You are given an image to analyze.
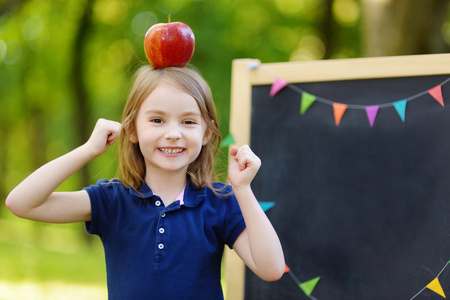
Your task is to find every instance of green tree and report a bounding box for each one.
[1,0,449,214]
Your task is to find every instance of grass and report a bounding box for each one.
[0,281,107,300]
[0,211,107,299]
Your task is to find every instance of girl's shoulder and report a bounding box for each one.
[96,178,122,185]
[86,178,147,198]
[93,178,127,191]
[211,181,230,190]
[208,182,234,199]
[84,179,126,198]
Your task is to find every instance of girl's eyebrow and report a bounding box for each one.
[144,109,202,117]
[144,109,166,115]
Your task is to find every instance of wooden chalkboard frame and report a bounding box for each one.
[224,53,450,300]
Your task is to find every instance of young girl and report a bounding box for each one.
[6,65,285,299]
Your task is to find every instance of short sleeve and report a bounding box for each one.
[83,179,113,238]
[217,185,246,249]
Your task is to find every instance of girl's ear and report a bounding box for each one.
[202,127,213,146]
[124,124,138,143]
[129,134,139,144]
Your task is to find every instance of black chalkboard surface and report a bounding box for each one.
[244,74,450,300]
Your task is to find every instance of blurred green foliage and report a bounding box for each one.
[0,0,449,297]
[0,0,364,195]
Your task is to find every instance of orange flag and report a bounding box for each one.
[426,277,446,298]
[284,264,290,273]
[333,103,348,126]
[428,85,444,107]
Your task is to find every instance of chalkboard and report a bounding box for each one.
[225,54,450,300]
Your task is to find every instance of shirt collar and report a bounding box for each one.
[127,179,205,207]
[182,180,206,207]
[127,181,154,198]
[176,188,185,206]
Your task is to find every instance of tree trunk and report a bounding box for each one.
[322,0,336,59]
[71,0,94,188]
[360,0,450,57]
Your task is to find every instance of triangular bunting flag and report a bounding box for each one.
[270,77,288,97]
[393,99,407,122]
[299,276,321,296]
[259,202,275,212]
[426,277,446,298]
[333,103,347,126]
[428,85,444,107]
[220,134,235,148]
[365,105,379,127]
[300,92,316,115]
[284,264,290,274]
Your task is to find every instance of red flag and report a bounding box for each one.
[284,264,290,274]
[428,85,444,107]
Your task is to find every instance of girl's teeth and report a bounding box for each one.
[160,148,183,154]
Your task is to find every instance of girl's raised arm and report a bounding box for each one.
[5,118,122,223]
[228,145,285,282]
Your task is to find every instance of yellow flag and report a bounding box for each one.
[426,277,446,298]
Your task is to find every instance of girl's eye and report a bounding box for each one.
[183,120,197,125]
[150,118,163,123]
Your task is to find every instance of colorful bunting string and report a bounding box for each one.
[243,63,450,298]
[269,75,450,127]
[284,264,320,299]
[246,63,450,298]
[410,260,449,299]
[284,260,449,300]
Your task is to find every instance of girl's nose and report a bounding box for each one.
[164,123,182,140]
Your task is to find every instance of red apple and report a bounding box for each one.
[144,18,195,69]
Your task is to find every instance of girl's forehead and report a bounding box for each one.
[140,81,201,113]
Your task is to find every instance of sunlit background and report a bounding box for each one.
[1,0,449,298]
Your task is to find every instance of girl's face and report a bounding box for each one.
[131,81,211,179]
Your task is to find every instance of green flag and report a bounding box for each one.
[299,276,320,296]
[220,134,235,148]
[300,92,316,115]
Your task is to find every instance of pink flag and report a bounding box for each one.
[428,85,444,107]
[365,105,379,127]
[270,77,288,97]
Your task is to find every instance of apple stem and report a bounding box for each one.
[168,14,171,23]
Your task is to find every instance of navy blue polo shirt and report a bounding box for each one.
[84,179,245,300]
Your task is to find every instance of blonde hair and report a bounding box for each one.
[117,65,222,191]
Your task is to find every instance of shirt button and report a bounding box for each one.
[155,200,161,206]
[161,213,166,218]
[159,228,165,234]
[158,243,164,249]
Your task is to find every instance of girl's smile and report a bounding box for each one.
[159,147,185,155]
